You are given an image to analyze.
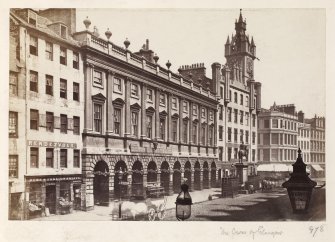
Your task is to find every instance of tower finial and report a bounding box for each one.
[238,9,243,22]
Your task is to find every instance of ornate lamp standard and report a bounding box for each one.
[117,167,124,219]
[282,148,317,213]
[175,183,193,221]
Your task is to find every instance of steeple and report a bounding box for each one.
[235,9,247,35]
[238,8,243,23]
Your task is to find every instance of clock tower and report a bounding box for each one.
[224,9,257,84]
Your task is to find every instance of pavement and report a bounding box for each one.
[30,187,325,221]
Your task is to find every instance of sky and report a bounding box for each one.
[76,8,325,118]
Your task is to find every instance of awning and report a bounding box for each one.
[257,164,293,172]
[311,164,324,171]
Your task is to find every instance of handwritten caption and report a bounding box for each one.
[309,224,325,237]
[220,226,283,240]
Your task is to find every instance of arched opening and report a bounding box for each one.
[160,161,170,195]
[132,160,144,199]
[93,160,109,206]
[194,161,201,190]
[173,161,181,193]
[211,162,217,187]
[203,161,209,189]
[114,160,127,200]
[184,161,192,188]
[147,161,157,183]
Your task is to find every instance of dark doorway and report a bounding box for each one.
[211,162,217,187]
[93,160,109,206]
[132,160,144,199]
[203,162,209,189]
[173,161,181,193]
[160,161,170,195]
[73,184,81,210]
[114,160,127,200]
[184,161,192,188]
[194,161,201,190]
[147,161,158,183]
[45,185,56,214]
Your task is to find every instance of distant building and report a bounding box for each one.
[9,9,84,219]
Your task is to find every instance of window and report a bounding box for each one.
[60,79,67,99]
[228,148,232,161]
[246,131,249,144]
[60,25,67,38]
[46,148,54,168]
[73,52,79,69]
[9,112,18,137]
[233,109,238,123]
[240,129,244,143]
[264,119,270,128]
[272,119,278,128]
[201,125,206,144]
[28,15,36,26]
[219,126,223,140]
[245,112,249,125]
[252,132,256,145]
[271,133,279,144]
[60,47,67,65]
[115,108,121,135]
[209,111,214,121]
[9,72,18,96]
[60,114,68,134]
[229,90,232,101]
[160,93,166,105]
[234,128,238,143]
[219,105,223,120]
[74,150,80,168]
[29,35,38,56]
[60,149,67,168]
[234,148,238,159]
[172,98,177,109]
[146,115,152,138]
[172,120,177,142]
[45,41,53,60]
[114,77,122,93]
[160,118,165,140]
[228,108,232,122]
[193,105,197,115]
[246,96,249,107]
[30,109,39,130]
[183,120,188,143]
[220,87,223,98]
[94,104,103,133]
[30,147,39,168]
[45,75,53,95]
[73,116,80,135]
[201,108,205,118]
[240,111,244,124]
[46,112,54,132]
[271,149,278,161]
[209,126,213,146]
[93,70,103,86]
[252,114,256,127]
[131,83,139,97]
[146,89,153,101]
[183,101,188,112]
[234,92,237,103]
[240,94,243,105]
[228,128,232,142]
[219,147,223,161]
[9,155,18,178]
[192,123,197,143]
[131,112,138,136]
[252,149,255,162]
[73,82,79,101]
[30,71,38,92]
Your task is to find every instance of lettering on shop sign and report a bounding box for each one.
[27,140,77,149]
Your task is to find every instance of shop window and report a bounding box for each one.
[60,182,71,202]
[29,183,42,204]
[73,82,79,101]
[46,112,54,132]
[45,41,53,61]
[45,75,53,96]
[30,109,39,130]
[60,149,67,168]
[46,148,54,168]
[29,35,38,56]
[9,111,18,138]
[60,114,68,134]
[30,71,38,92]
[30,147,39,168]
[9,155,18,178]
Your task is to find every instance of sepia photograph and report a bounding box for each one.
[2,2,334,242]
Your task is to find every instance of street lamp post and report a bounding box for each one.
[282,148,317,213]
[117,167,124,219]
[175,183,193,221]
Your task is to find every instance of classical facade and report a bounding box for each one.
[9,9,84,219]
[72,19,219,210]
[218,11,261,176]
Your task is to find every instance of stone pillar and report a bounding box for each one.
[189,101,193,145]
[155,88,161,140]
[190,170,194,192]
[106,71,114,135]
[167,93,171,143]
[143,173,147,198]
[127,173,132,199]
[41,182,46,208]
[55,181,60,215]
[109,174,114,203]
[157,172,161,185]
[168,172,173,195]
[82,174,94,211]
[141,83,147,139]
[84,62,93,132]
[208,169,212,188]
[199,169,203,190]
[124,77,131,137]
[70,181,74,202]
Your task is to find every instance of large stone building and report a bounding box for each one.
[9,9,84,219]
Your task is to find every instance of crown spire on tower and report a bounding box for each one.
[238,9,244,22]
